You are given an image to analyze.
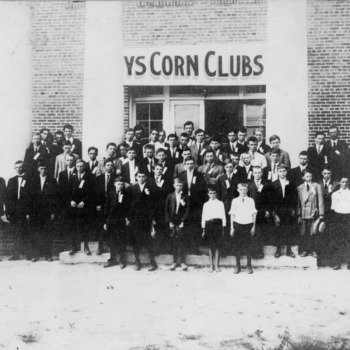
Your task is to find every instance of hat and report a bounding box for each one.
[312,217,326,235]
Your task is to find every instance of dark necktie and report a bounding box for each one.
[324,182,328,190]
[306,184,309,191]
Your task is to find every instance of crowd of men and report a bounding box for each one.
[1,122,350,273]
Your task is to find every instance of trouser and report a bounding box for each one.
[70,212,89,251]
[274,212,295,249]
[11,216,30,257]
[233,222,253,266]
[170,226,187,264]
[108,224,126,263]
[330,213,350,266]
[132,225,157,266]
[205,219,223,252]
[30,218,53,258]
[299,219,319,253]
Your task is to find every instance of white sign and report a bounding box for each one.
[124,44,266,86]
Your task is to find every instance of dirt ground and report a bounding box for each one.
[0,261,350,350]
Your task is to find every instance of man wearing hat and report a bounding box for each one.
[330,177,350,270]
[297,169,324,258]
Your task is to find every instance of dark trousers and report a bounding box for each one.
[70,210,89,251]
[233,222,253,266]
[10,215,30,257]
[330,213,350,266]
[30,218,53,258]
[274,212,295,249]
[108,224,126,263]
[299,219,319,253]
[132,225,156,266]
[170,226,187,264]
[205,219,223,251]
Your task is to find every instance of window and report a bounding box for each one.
[135,102,163,139]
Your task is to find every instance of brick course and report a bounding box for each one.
[307,0,350,145]
[31,0,86,139]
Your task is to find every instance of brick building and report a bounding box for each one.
[0,0,349,174]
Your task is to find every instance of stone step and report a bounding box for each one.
[60,244,317,269]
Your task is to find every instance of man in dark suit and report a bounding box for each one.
[68,159,94,255]
[236,153,254,183]
[289,151,314,187]
[29,162,57,262]
[94,158,117,254]
[248,166,271,259]
[103,176,131,268]
[253,128,271,155]
[166,134,182,165]
[318,166,339,266]
[121,147,140,185]
[179,156,206,252]
[173,147,193,178]
[98,142,123,175]
[189,129,209,166]
[121,128,141,160]
[155,148,174,181]
[198,148,224,186]
[140,144,156,178]
[63,124,82,158]
[183,121,196,147]
[271,164,298,258]
[326,125,349,181]
[307,131,331,182]
[127,171,157,271]
[6,161,31,260]
[85,146,103,177]
[133,125,144,146]
[222,130,237,156]
[209,137,228,165]
[231,127,249,155]
[23,133,49,177]
[157,130,170,152]
[165,179,190,270]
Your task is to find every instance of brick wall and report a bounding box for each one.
[307,0,350,145]
[31,1,86,139]
[122,0,267,47]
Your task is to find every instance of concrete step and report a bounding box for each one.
[59,244,317,269]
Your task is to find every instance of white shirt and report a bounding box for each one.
[40,175,46,191]
[105,173,111,193]
[201,198,226,228]
[331,189,350,214]
[279,178,288,198]
[17,176,23,199]
[270,163,279,181]
[67,167,74,178]
[129,160,136,183]
[187,169,194,190]
[139,183,146,192]
[175,191,182,214]
[229,196,257,224]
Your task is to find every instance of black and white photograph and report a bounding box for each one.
[0,0,350,349]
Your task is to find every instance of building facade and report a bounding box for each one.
[0,0,349,180]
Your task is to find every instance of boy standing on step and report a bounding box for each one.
[229,183,257,274]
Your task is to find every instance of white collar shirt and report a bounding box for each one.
[331,189,350,214]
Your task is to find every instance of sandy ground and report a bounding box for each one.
[0,261,350,350]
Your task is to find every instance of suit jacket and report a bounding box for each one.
[118,141,142,160]
[165,192,190,225]
[217,173,238,211]
[248,180,271,215]
[121,160,140,184]
[318,179,339,214]
[70,173,94,215]
[189,142,209,166]
[127,183,154,228]
[222,142,237,155]
[155,159,174,181]
[54,153,79,180]
[0,177,6,216]
[307,145,331,180]
[288,165,315,187]
[140,157,156,178]
[66,137,82,158]
[166,147,183,165]
[236,165,254,183]
[6,175,31,218]
[271,179,297,214]
[297,182,324,219]
[58,168,77,208]
[24,145,49,176]
[257,142,271,155]
[198,162,224,185]
[178,169,206,207]
[30,174,58,219]
[95,173,117,209]
[265,149,291,169]
[147,176,173,222]
[326,139,349,180]
[85,160,104,177]
[104,190,131,228]
[230,141,249,155]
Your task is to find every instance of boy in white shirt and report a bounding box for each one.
[229,183,257,274]
[201,185,226,272]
